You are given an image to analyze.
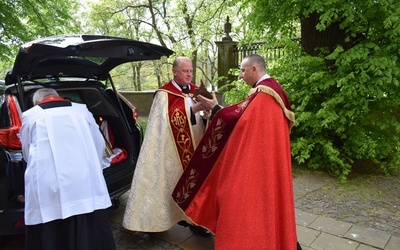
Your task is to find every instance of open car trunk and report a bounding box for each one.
[24,83,141,198]
[0,82,141,232]
[0,34,173,236]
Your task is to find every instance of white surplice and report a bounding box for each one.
[20,103,111,225]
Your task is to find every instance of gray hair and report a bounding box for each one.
[32,88,59,105]
[172,56,191,69]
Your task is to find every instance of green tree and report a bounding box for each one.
[236,0,400,180]
[84,0,237,90]
[0,0,80,77]
[84,0,166,91]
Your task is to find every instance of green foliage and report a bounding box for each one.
[137,119,147,135]
[0,0,80,77]
[234,0,400,180]
[218,69,251,104]
[84,0,240,90]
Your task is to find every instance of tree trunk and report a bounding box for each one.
[131,63,138,91]
[300,12,362,56]
[191,50,198,84]
[136,64,141,91]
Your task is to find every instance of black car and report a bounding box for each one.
[0,80,4,106]
[0,35,173,236]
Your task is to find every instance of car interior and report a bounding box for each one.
[25,85,132,162]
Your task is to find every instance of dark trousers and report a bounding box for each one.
[25,209,116,250]
[297,241,303,250]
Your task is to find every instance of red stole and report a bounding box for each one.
[37,95,69,104]
[172,82,298,249]
[158,81,198,170]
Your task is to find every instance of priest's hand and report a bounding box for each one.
[197,91,219,110]
[191,101,208,113]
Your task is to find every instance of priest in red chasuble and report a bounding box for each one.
[172,54,302,249]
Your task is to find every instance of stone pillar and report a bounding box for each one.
[215,16,238,88]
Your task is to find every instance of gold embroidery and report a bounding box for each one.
[201,118,226,159]
[175,168,199,204]
[171,108,187,129]
[235,99,249,113]
[171,108,193,168]
[175,118,226,204]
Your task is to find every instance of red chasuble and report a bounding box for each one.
[172,78,298,249]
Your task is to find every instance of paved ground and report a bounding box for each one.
[292,168,399,250]
[1,167,399,249]
[107,167,400,250]
[294,168,400,237]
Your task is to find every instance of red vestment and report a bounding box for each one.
[159,81,198,169]
[172,78,297,249]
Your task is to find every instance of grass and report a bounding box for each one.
[137,119,147,135]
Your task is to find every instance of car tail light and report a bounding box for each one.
[0,95,22,149]
[14,219,25,228]
[133,107,139,122]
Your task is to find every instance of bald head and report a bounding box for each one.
[240,54,267,86]
[242,54,266,72]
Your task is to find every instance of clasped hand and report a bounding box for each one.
[192,92,219,120]
[194,91,219,110]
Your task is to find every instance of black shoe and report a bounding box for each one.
[189,225,211,237]
[177,221,191,227]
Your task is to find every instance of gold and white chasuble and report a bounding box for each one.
[123,82,204,232]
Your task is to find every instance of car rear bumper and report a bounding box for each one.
[0,205,25,235]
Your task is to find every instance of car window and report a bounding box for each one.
[81,89,102,107]
[58,91,84,103]
[58,88,118,117]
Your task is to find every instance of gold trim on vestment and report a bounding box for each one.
[249,85,296,130]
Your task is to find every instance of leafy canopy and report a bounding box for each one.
[0,0,80,77]
[229,0,400,180]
